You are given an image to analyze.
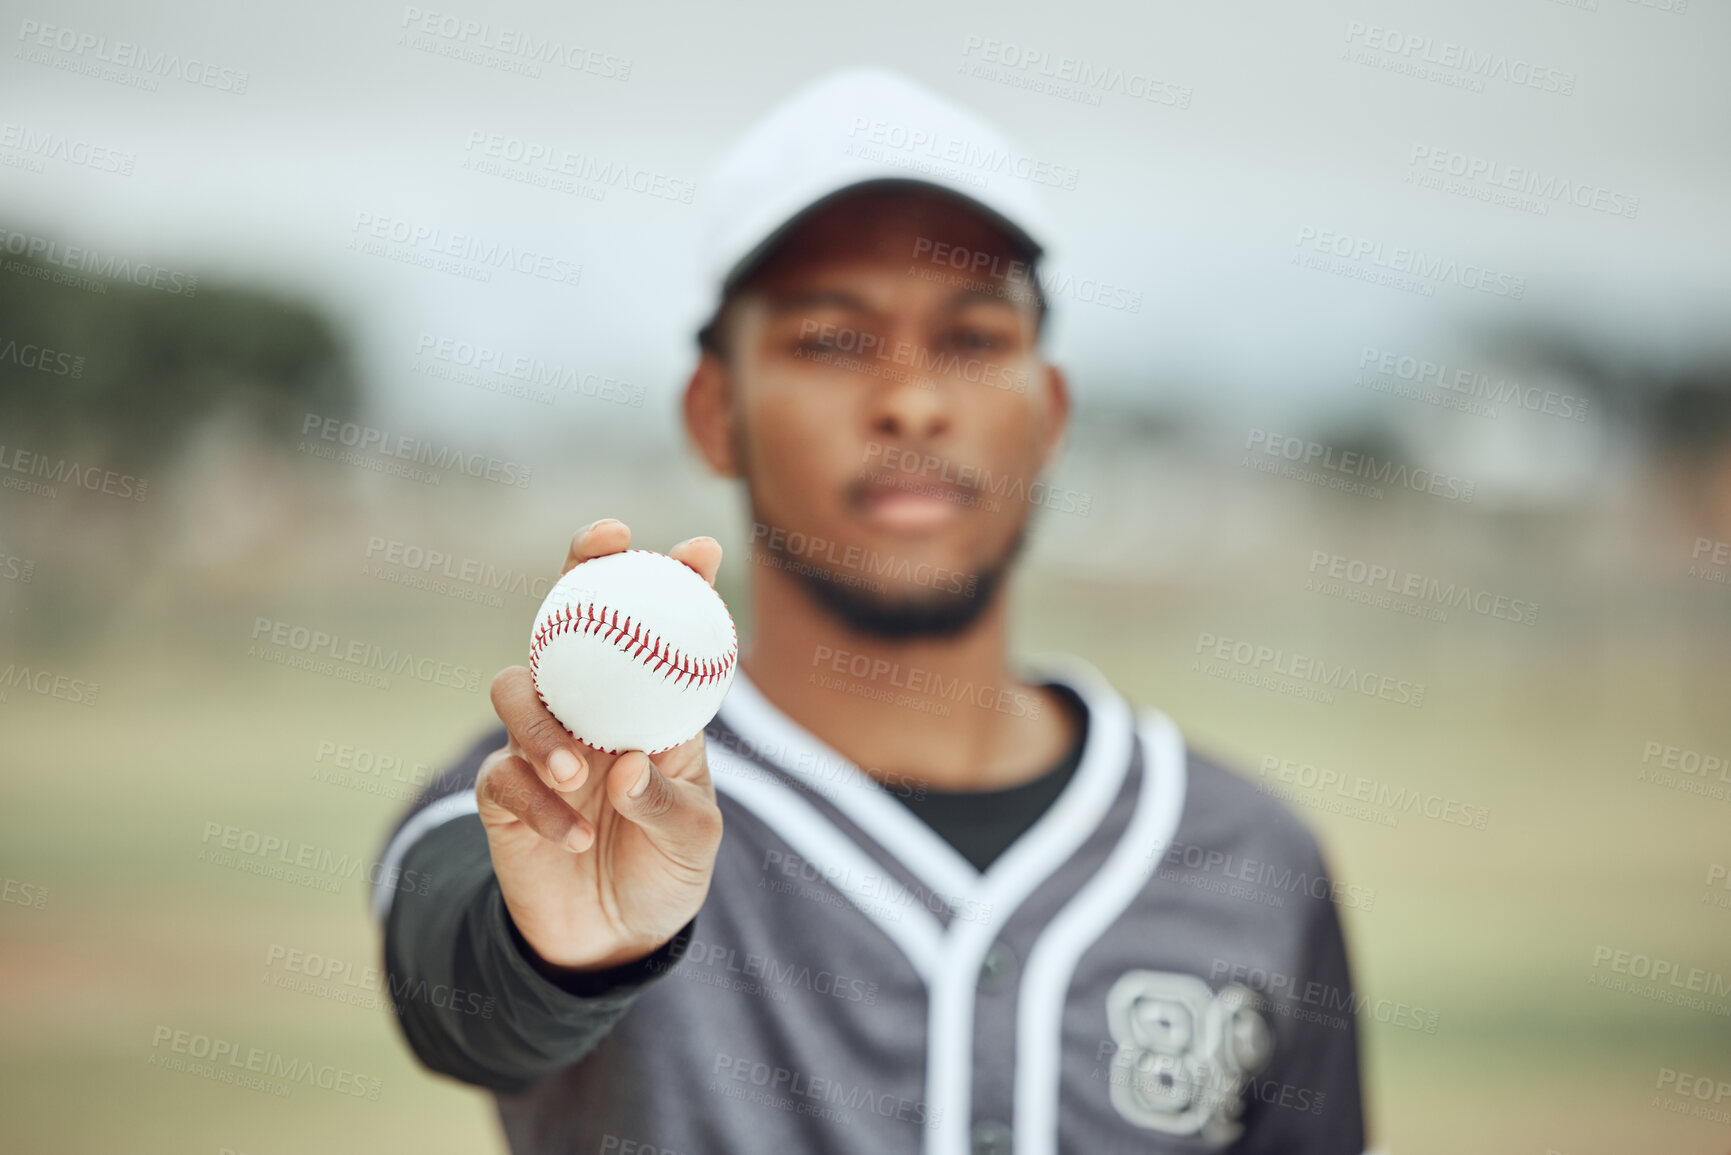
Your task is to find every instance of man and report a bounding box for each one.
[373,67,1369,1154]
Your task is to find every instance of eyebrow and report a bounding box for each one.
[944,288,1025,313]
[763,286,1023,318]
[764,288,874,315]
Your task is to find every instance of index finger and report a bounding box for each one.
[561,520,722,588]
[562,518,631,576]
[491,665,594,798]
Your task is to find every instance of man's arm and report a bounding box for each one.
[373,521,726,1091]
[1233,857,1368,1155]
[376,728,694,1093]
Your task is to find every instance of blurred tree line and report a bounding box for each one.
[1493,330,1731,458]
[1481,326,1731,533]
[0,246,358,467]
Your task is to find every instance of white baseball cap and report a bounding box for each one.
[684,66,1059,344]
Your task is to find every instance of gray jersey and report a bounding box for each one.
[373,655,1367,1154]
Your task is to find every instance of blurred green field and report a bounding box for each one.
[3,445,1729,1154]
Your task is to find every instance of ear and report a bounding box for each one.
[1033,361,1071,473]
[683,350,742,478]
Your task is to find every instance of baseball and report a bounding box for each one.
[529,549,738,755]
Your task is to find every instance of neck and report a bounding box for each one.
[737,549,1077,792]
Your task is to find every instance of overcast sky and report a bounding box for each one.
[4,0,1727,454]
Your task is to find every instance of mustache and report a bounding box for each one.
[849,464,985,509]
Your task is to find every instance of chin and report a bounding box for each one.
[801,575,998,641]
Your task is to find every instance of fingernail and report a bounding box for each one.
[628,758,653,798]
[550,749,581,784]
[565,826,591,853]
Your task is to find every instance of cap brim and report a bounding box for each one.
[718,177,1046,296]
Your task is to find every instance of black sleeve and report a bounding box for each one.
[1233,861,1369,1154]
[376,729,693,1093]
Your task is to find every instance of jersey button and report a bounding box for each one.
[971,1118,1013,1155]
[978,940,1017,993]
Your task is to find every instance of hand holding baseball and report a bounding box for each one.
[475,519,728,974]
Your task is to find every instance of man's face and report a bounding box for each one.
[706,185,1068,638]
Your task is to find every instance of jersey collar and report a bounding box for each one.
[713,651,1137,907]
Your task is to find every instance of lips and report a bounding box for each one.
[852,470,978,533]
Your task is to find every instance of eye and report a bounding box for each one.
[942,328,1004,352]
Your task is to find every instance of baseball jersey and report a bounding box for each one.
[891,682,1087,871]
[373,654,1368,1154]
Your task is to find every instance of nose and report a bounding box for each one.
[867,373,952,444]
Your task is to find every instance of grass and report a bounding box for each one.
[2,450,1728,1153]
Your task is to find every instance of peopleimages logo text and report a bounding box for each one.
[398,7,631,79]
[846,117,1079,190]
[15,19,250,93]
[249,616,484,693]
[299,414,532,488]
[1194,631,1426,708]
[1294,227,1525,299]
[349,211,582,287]
[1246,429,1475,503]
[0,226,198,296]
[1407,145,1638,219]
[1342,22,1575,95]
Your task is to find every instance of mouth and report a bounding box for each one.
[851,471,978,534]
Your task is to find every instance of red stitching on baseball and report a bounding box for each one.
[528,552,739,718]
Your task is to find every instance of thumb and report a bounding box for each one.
[605,750,721,865]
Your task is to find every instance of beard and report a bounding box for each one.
[745,483,1032,641]
[727,399,1038,639]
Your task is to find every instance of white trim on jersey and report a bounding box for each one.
[707,747,947,978]
[1013,708,1189,1155]
[709,654,1182,1155]
[372,789,479,922]
[924,657,1135,1155]
[715,669,980,900]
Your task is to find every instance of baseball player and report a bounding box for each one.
[373,68,1369,1154]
